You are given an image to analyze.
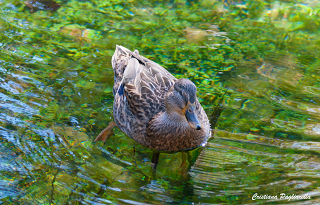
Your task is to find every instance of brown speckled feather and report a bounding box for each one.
[111,45,210,152]
[145,97,210,151]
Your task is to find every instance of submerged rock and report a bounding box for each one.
[24,0,60,12]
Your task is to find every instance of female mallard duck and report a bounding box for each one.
[95,45,210,152]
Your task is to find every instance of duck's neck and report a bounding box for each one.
[156,111,190,130]
[146,110,205,151]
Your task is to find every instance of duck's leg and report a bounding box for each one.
[151,151,160,170]
[94,121,117,143]
[179,152,189,178]
[180,152,188,168]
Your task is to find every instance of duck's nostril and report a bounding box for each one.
[196,125,201,130]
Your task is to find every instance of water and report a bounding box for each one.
[0,0,320,204]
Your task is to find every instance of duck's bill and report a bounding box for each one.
[185,104,201,130]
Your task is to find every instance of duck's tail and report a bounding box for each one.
[112,45,147,96]
[111,45,131,95]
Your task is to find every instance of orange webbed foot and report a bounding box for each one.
[94,121,117,143]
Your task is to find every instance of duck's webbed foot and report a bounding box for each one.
[94,121,117,143]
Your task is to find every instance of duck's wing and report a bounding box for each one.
[115,45,176,121]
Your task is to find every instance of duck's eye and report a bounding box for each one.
[179,90,183,96]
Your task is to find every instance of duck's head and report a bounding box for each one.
[165,79,201,130]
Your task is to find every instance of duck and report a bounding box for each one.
[94,45,211,153]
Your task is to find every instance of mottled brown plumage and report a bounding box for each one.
[95,45,211,152]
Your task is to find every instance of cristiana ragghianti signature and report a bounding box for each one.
[252,193,311,201]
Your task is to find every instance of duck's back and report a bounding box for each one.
[111,46,176,146]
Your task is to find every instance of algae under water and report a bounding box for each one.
[0,0,320,204]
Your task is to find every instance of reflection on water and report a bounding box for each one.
[0,0,320,204]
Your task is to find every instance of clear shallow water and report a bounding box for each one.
[0,0,320,204]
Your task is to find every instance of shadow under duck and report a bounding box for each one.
[95,46,211,152]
